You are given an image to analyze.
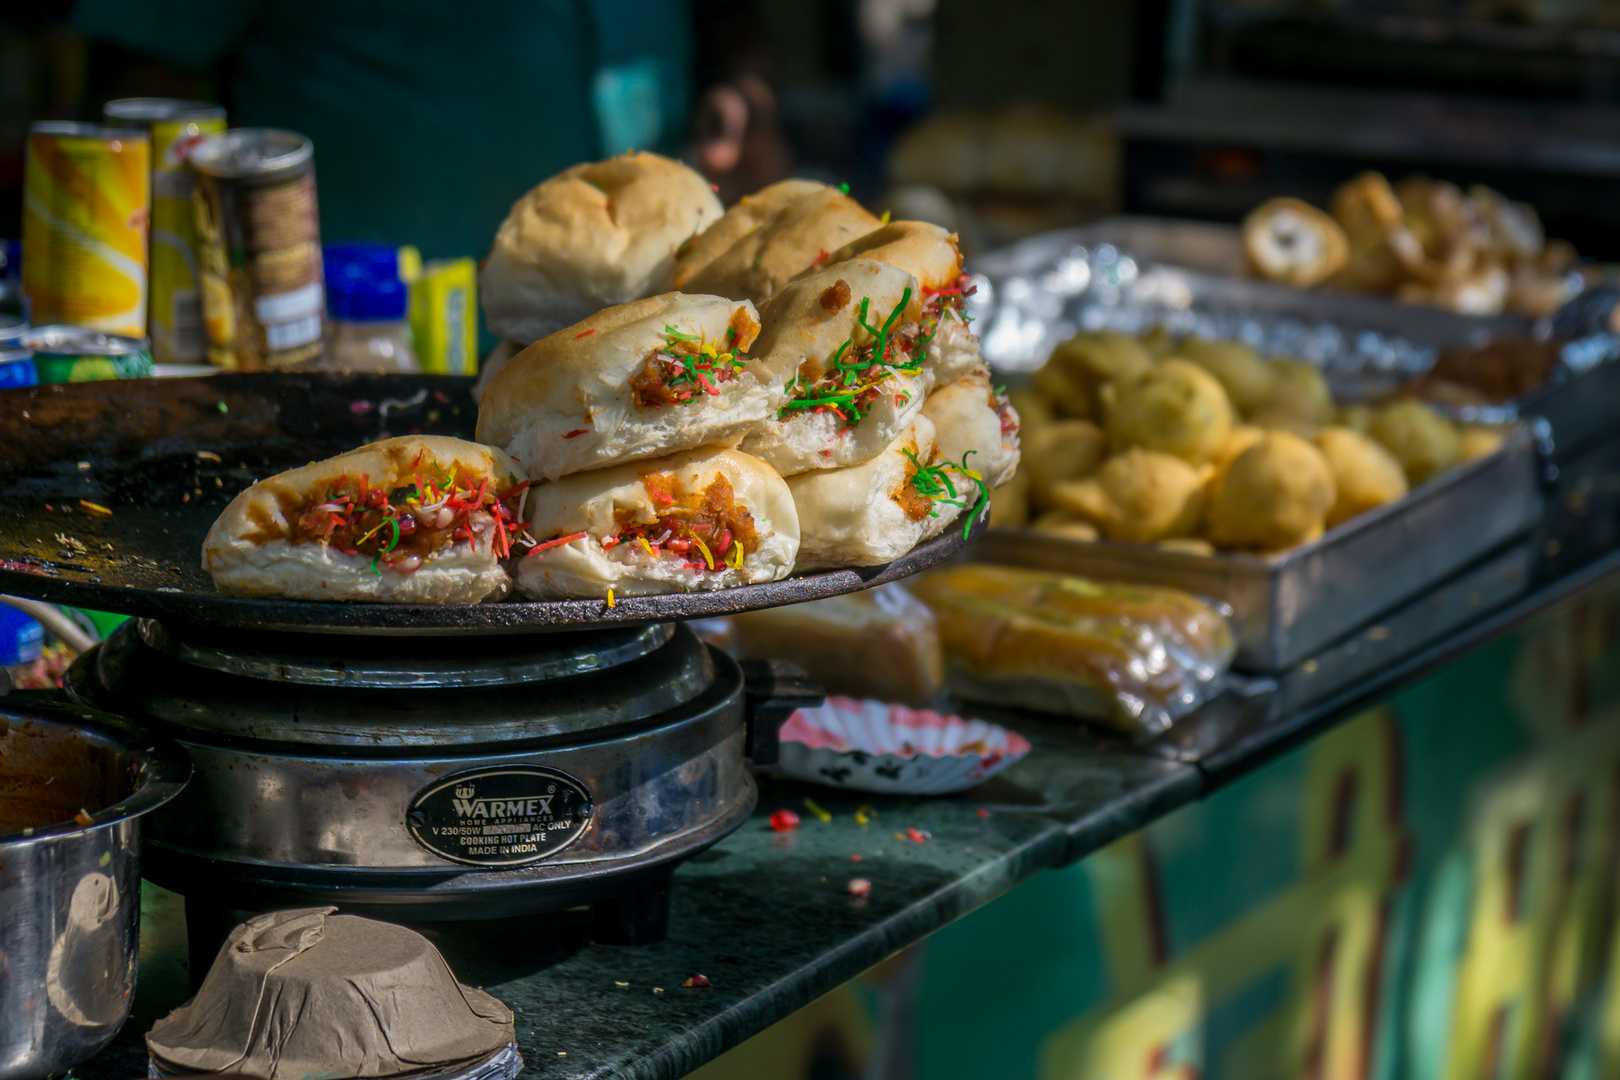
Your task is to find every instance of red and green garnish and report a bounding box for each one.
[779,287,924,426]
[630,313,761,409]
[292,452,529,574]
[899,448,991,540]
[528,473,759,574]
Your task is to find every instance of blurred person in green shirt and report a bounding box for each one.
[74,0,695,262]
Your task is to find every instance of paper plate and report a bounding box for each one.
[775,696,1031,795]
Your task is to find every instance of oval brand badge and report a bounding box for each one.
[407,766,593,868]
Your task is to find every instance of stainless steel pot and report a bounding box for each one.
[0,693,189,1080]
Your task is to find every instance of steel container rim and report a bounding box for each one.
[0,698,190,845]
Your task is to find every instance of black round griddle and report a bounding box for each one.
[0,374,979,634]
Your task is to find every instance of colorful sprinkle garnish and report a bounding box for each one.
[769,809,801,832]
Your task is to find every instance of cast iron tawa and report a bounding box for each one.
[0,374,981,635]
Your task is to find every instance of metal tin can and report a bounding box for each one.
[410,257,479,375]
[21,122,151,337]
[104,99,227,365]
[22,325,153,383]
[190,129,325,371]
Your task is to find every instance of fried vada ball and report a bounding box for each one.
[1103,359,1234,464]
[1030,514,1100,542]
[1047,449,1205,543]
[1315,425,1409,527]
[1211,425,1267,485]
[1139,325,1177,360]
[1030,361,1095,420]
[1337,403,1376,434]
[1025,419,1107,510]
[1368,399,1460,485]
[1262,360,1335,428]
[1458,424,1506,463]
[1206,432,1337,551]
[1045,331,1155,417]
[1178,338,1277,416]
[1008,387,1054,430]
[989,468,1032,528]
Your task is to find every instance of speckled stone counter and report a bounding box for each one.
[68,437,1620,1080]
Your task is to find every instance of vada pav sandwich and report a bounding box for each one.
[920,367,1022,488]
[810,220,981,387]
[480,152,724,347]
[516,446,799,600]
[741,259,935,475]
[476,293,770,481]
[671,179,830,289]
[203,437,528,603]
[680,186,881,306]
[788,415,986,571]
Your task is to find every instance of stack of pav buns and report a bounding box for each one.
[204,152,1021,604]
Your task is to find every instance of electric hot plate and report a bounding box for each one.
[0,374,982,633]
[0,374,981,953]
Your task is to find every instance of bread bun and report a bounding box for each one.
[681,187,880,306]
[789,416,978,570]
[516,446,798,599]
[808,220,981,385]
[476,293,773,482]
[741,259,933,475]
[920,367,1022,488]
[203,436,527,603]
[480,152,723,345]
[671,179,828,289]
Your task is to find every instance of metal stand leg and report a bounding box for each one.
[590,875,672,945]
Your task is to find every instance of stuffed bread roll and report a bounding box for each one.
[516,447,799,599]
[920,367,1023,488]
[810,220,981,385]
[680,187,880,306]
[203,436,528,604]
[788,415,987,571]
[476,294,770,482]
[741,259,938,476]
[480,152,723,346]
[671,179,829,290]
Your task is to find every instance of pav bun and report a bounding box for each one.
[203,436,527,604]
[920,367,1022,488]
[516,446,799,599]
[476,293,772,482]
[788,415,979,570]
[741,259,932,475]
[671,179,829,289]
[681,187,880,306]
[809,220,980,385]
[480,152,723,345]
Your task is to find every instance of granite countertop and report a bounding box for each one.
[73,436,1620,1080]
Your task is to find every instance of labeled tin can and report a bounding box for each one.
[21,122,151,337]
[22,325,153,383]
[104,98,227,364]
[190,129,325,371]
[411,257,479,375]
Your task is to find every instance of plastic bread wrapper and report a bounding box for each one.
[776,696,1030,795]
[146,907,518,1080]
[910,563,1236,738]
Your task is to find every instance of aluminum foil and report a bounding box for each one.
[965,230,1536,402]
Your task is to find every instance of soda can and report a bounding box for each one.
[190,129,325,371]
[21,122,151,337]
[22,325,153,383]
[104,98,227,364]
[410,257,479,375]
[0,314,35,388]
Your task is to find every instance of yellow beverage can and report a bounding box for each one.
[22,122,151,337]
[410,257,479,375]
[105,98,227,363]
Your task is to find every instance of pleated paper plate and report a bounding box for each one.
[776,696,1030,795]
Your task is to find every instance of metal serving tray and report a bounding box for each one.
[971,424,1544,673]
[966,220,1620,457]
